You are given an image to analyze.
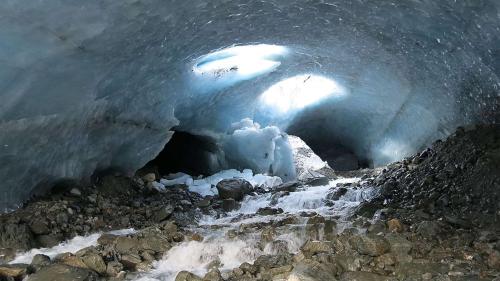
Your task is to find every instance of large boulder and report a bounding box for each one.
[216,179,253,201]
[349,235,390,257]
[26,264,98,281]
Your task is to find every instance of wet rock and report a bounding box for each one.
[0,248,15,264]
[196,198,211,208]
[81,253,106,275]
[327,187,348,201]
[415,221,442,238]
[203,269,223,281]
[106,261,123,277]
[301,241,334,257]
[254,254,292,269]
[386,219,404,233]
[58,254,88,269]
[153,205,174,222]
[256,207,283,216]
[115,237,139,254]
[221,199,238,212]
[120,254,142,270]
[26,264,98,281]
[0,264,29,280]
[216,179,252,201]
[29,220,50,235]
[36,234,62,248]
[97,234,118,246]
[304,176,329,187]
[290,259,338,281]
[261,227,276,243]
[175,271,202,281]
[31,254,51,269]
[267,240,289,255]
[340,271,395,281]
[349,235,390,257]
[0,223,35,250]
[488,250,500,269]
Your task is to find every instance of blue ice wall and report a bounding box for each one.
[0,0,499,210]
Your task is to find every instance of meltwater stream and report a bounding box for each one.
[133,177,376,281]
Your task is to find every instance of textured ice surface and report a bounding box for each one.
[156,169,282,197]
[1,0,499,209]
[289,135,329,180]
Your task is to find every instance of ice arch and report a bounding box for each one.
[0,0,499,210]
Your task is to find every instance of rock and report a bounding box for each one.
[267,240,289,255]
[203,269,223,281]
[216,179,252,201]
[115,237,139,254]
[26,264,98,281]
[256,207,283,216]
[340,271,395,281]
[29,220,50,235]
[304,176,330,187]
[488,250,500,269]
[175,271,202,281]
[289,259,338,281]
[106,261,123,277]
[327,187,348,200]
[81,253,106,275]
[58,255,88,269]
[0,248,15,264]
[97,234,118,246]
[0,223,35,250]
[415,221,442,238]
[387,219,404,233]
[120,254,142,270]
[69,188,82,197]
[36,234,62,248]
[273,182,299,193]
[142,173,156,183]
[301,241,334,257]
[221,199,238,212]
[31,254,51,268]
[0,264,29,279]
[254,254,292,269]
[261,227,276,243]
[153,205,174,222]
[196,198,211,208]
[349,235,390,257]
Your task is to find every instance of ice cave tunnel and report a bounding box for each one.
[0,0,499,211]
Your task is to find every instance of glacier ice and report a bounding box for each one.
[1,0,499,210]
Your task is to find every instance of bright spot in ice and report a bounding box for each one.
[193,44,287,79]
[260,74,345,113]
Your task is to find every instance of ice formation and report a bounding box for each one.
[1,1,499,209]
[154,169,282,197]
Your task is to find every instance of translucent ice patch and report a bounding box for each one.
[260,74,346,113]
[192,44,287,90]
[10,228,135,264]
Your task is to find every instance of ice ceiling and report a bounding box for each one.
[1,0,499,210]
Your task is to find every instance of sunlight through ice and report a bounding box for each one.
[260,74,345,113]
[193,44,287,79]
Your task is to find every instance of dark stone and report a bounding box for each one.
[216,179,253,201]
[221,199,238,212]
[256,207,284,216]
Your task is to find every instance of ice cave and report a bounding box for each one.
[0,1,499,281]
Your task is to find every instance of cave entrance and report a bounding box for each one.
[142,130,223,177]
[287,127,371,171]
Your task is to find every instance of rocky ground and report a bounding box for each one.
[0,125,499,281]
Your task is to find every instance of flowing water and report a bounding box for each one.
[132,177,376,281]
[9,176,376,281]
